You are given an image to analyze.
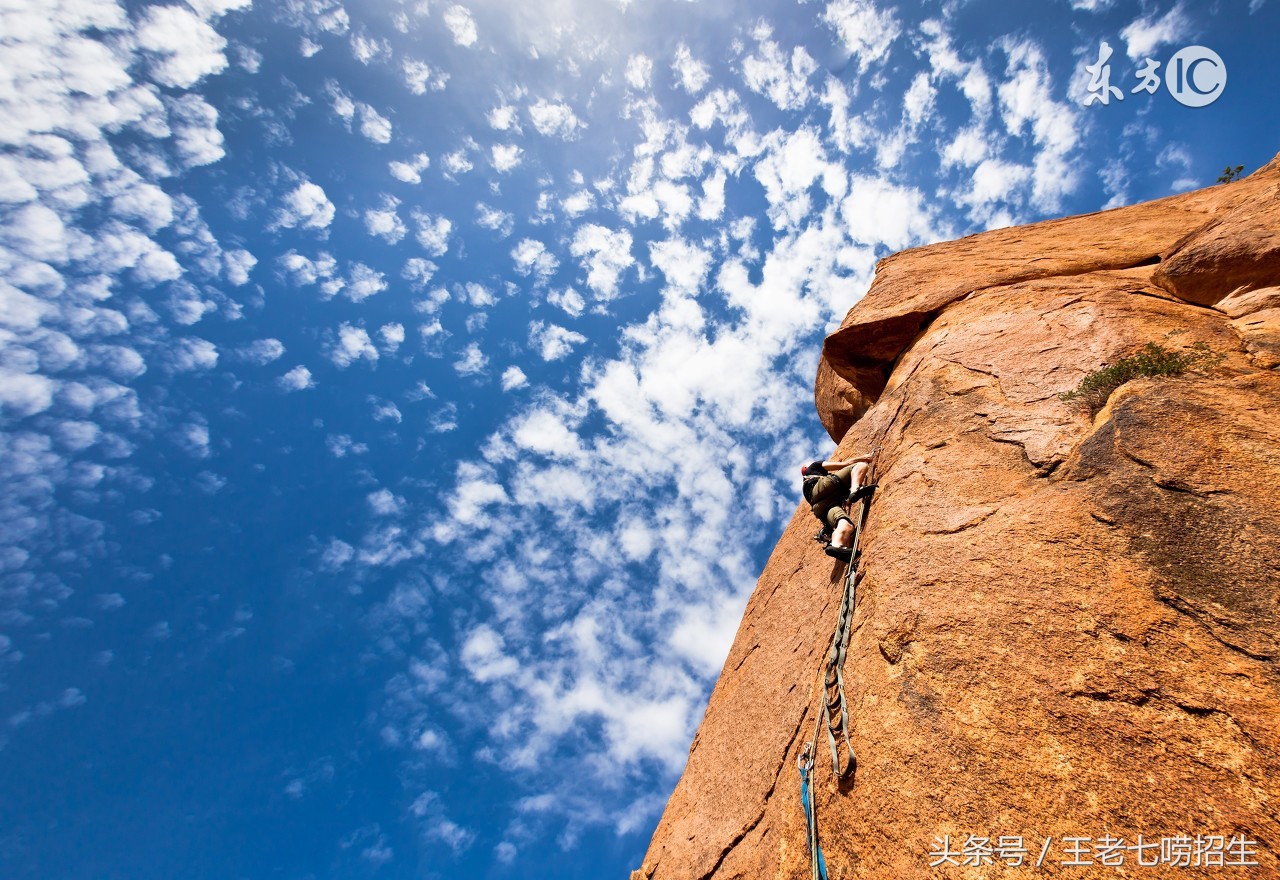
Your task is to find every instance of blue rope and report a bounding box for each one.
[799,755,830,880]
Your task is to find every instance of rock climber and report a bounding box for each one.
[802,451,876,560]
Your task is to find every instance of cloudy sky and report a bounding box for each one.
[1,0,1277,876]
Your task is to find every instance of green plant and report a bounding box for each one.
[1060,342,1226,413]
[1217,164,1245,183]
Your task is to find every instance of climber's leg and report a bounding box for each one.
[826,507,857,549]
[847,461,869,494]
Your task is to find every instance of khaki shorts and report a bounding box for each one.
[809,465,855,530]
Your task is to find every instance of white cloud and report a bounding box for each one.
[0,283,52,330]
[442,148,473,175]
[649,237,711,297]
[753,126,843,230]
[346,263,387,302]
[93,591,126,610]
[359,103,393,144]
[461,282,496,307]
[940,126,988,169]
[321,538,354,569]
[94,345,147,380]
[822,0,900,74]
[136,5,229,88]
[364,196,407,243]
[487,104,518,131]
[371,401,399,424]
[351,32,391,64]
[460,625,518,682]
[452,342,487,376]
[476,203,513,236]
[1121,4,1192,60]
[841,174,939,250]
[236,339,285,365]
[177,422,211,458]
[368,489,405,515]
[402,258,438,290]
[224,249,257,285]
[279,250,338,287]
[326,435,368,458]
[672,44,709,94]
[0,156,37,204]
[996,38,1081,212]
[528,100,584,139]
[99,229,182,285]
[511,239,558,282]
[1099,158,1130,209]
[0,370,57,418]
[4,203,72,263]
[443,5,478,46]
[569,225,633,300]
[501,366,528,391]
[330,323,379,367]
[390,152,430,183]
[428,402,458,433]
[278,365,315,391]
[956,158,1033,223]
[379,323,405,353]
[741,28,818,111]
[903,72,936,128]
[626,54,653,90]
[329,82,356,124]
[170,338,219,372]
[276,181,336,231]
[697,168,726,220]
[491,144,522,172]
[186,0,252,18]
[529,322,587,361]
[110,182,174,232]
[403,58,449,94]
[234,47,261,79]
[170,93,226,167]
[412,792,474,854]
[413,211,452,256]
[561,190,595,217]
[547,287,585,318]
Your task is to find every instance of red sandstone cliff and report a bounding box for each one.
[635,155,1280,879]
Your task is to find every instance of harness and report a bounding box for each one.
[801,474,822,505]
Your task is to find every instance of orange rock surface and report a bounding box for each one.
[635,155,1280,879]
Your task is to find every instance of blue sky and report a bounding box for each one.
[1,0,1277,877]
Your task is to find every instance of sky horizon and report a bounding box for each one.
[2,0,1278,877]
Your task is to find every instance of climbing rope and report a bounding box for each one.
[798,743,830,880]
[798,451,879,879]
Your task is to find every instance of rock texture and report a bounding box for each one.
[635,155,1280,879]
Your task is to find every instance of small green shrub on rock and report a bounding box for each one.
[1060,342,1226,413]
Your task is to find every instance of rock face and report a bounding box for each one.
[635,156,1280,879]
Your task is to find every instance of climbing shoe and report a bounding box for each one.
[848,483,878,505]
[824,543,854,561]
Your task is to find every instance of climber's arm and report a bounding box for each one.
[822,451,875,469]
